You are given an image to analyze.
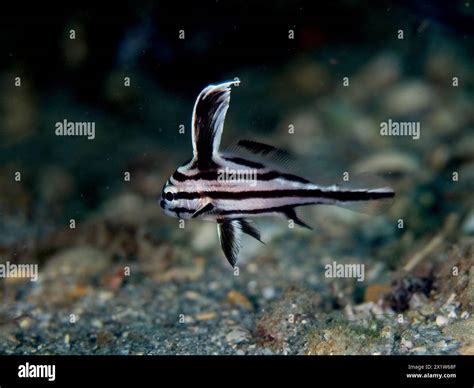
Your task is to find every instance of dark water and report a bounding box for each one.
[0,2,472,356]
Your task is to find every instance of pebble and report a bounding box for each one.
[411,346,427,354]
[101,193,160,223]
[436,315,449,326]
[401,338,413,349]
[44,246,112,278]
[461,211,474,235]
[226,290,253,310]
[195,312,217,321]
[226,328,250,344]
[383,81,435,116]
[184,291,202,301]
[448,311,457,319]
[262,287,276,300]
[354,152,419,175]
[19,317,32,330]
[348,53,401,103]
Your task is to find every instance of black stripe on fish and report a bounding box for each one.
[172,168,311,184]
[219,204,312,216]
[174,188,395,201]
[218,205,310,229]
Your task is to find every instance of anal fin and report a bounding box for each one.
[283,207,313,230]
[239,219,265,244]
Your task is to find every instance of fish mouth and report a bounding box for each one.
[159,199,165,209]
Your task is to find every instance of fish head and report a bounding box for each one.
[159,173,200,219]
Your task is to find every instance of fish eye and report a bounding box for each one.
[164,191,175,202]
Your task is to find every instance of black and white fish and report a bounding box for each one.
[160,80,395,267]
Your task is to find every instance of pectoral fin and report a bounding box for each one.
[217,218,264,267]
[191,202,215,218]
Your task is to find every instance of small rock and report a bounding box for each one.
[401,338,413,349]
[195,312,217,321]
[364,284,391,303]
[436,315,449,326]
[380,326,392,340]
[226,328,250,344]
[420,305,436,317]
[448,310,457,319]
[154,257,205,282]
[348,53,401,103]
[354,152,419,176]
[184,291,202,301]
[18,317,32,330]
[226,290,253,310]
[458,342,474,355]
[383,81,435,116]
[262,287,276,300]
[101,192,160,224]
[91,319,103,329]
[44,246,112,278]
[411,346,427,354]
[461,211,474,235]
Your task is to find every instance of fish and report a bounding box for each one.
[160,79,395,267]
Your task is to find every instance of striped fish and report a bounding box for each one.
[160,80,395,267]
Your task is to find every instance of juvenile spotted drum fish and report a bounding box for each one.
[160,80,395,267]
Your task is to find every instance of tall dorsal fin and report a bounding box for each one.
[191,79,240,169]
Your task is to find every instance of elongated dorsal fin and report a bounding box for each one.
[191,80,240,169]
[217,218,263,267]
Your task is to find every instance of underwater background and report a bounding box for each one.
[0,1,473,354]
